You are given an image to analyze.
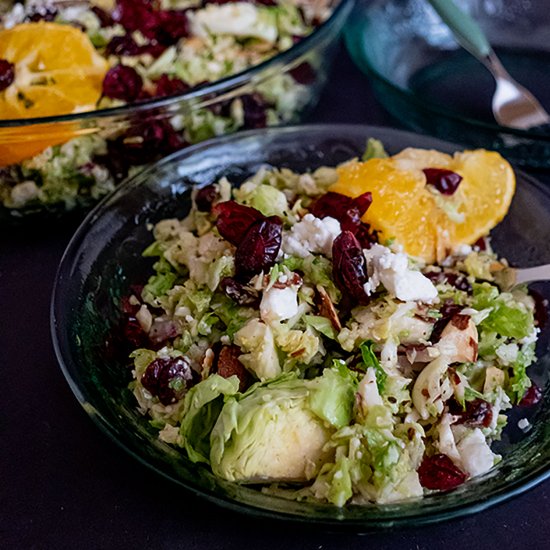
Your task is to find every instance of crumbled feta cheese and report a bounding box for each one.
[220,335,231,345]
[190,3,277,43]
[456,428,495,477]
[282,214,341,259]
[260,285,299,323]
[363,244,438,302]
[454,243,473,256]
[518,418,531,432]
[495,343,519,366]
[520,327,540,346]
[2,3,25,28]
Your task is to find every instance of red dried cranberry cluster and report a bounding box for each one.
[448,398,493,428]
[120,292,149,348]
[102,64,144,102]
[141,357,195,405]
[418,453,466,491]
[214,201,282,277]
[518,383,543,407]
[423,168,463,195]
[310,191,376,248]
[332,231,370,304]
[113,0,189,46]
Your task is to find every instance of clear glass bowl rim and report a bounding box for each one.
[343,1,550,143]
[51,123,550,530]
[0,0,354,129]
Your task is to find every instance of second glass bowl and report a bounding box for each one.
[345,0,550,168]
[0,0,353,223]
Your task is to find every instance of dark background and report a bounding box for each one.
[1,45,549,549]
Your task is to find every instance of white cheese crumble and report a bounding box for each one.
[518,418,531,432]
[495,343,519,366]
[260,285,299,323]
[282,214,341,259]
[456,428,495,477]
[363,244,438,302]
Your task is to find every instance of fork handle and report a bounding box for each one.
[428,0,491,59]
[515,264,550,286]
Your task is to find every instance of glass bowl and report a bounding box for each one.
[51,125,550,531]
[51,124,550,530]
[345,0,550,169]
[0,0,353,223]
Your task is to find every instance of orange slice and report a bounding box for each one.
[0,22,109,166]
[331,149,515,263]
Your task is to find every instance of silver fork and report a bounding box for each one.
[495,264,550,291]
[428,0,550,130]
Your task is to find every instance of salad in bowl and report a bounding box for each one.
[0,0,349,218]
[52,126,549,525]
[117,138,543,506]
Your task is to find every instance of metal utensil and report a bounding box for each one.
[428,0,550,130]
[495,264,550,291]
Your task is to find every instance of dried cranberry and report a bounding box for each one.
[241,93,268,129]
[311,191,372,233]
[26,6,57,22]
[106,35,141,57]
[92,6,113,27]
[355,222,378,249]
[430,302,464,343]
[195,184,219,212]
[123,316,148,348]
[139,41,167,58]
[473,236,488,251]
[235,216,283,277]
[113,0,159,38]
[530,289,548,328]
[118,119,186,165]
[424,270,471,293]
[424,168,463,196]
[332,231,369,303]
[448,398,493,428]
[214,201,264,246]
[141,357,195,405]
[518,383,543,407]
[102,64,143,102]
[445,272,472,293]
[154,74,190,98]
[215,345,252,391]
[289,62,316,85]
[0,59,15,92]
[219,276,260,306]
[418,454,466,491]
[155,10,190,45]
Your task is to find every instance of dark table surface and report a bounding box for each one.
[2,45,549,550]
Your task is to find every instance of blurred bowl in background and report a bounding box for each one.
[0,0,353,223]
[345,0,550,168]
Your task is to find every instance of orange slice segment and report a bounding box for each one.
[331,149,515,263]
[0,22,109,166]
